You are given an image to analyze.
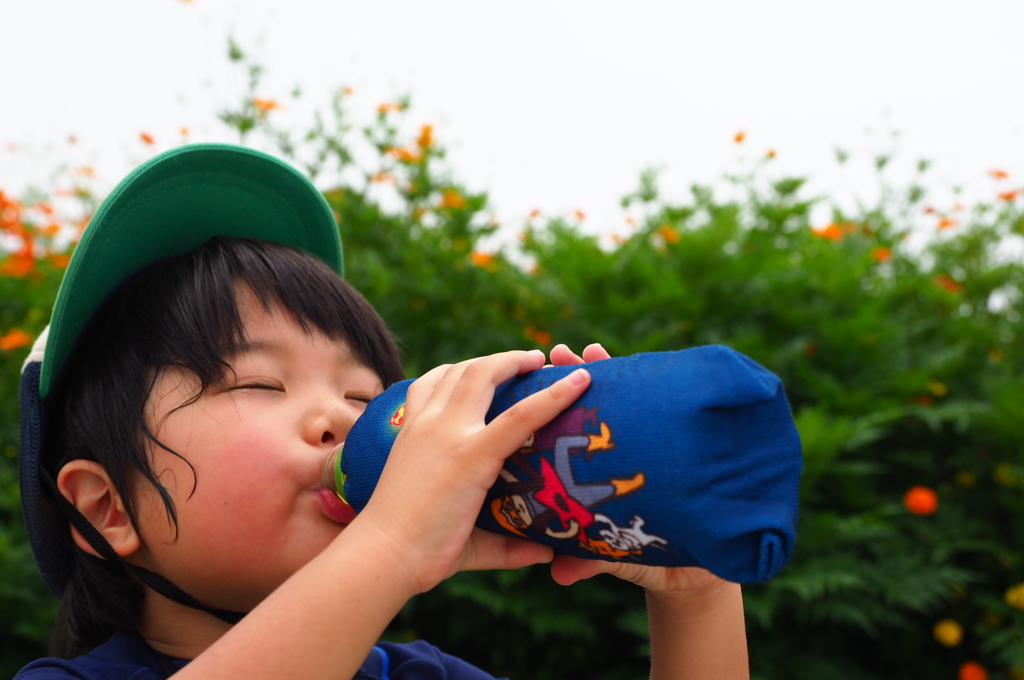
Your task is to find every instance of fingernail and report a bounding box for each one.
[567,368,590,385]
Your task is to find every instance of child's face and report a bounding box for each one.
[131,288,384,613]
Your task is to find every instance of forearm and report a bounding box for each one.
[646,581,749,680]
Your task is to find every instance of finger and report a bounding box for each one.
[477,366,591,455]
[444,350,547,416]
[548,343,584,367]
[580,343,611,363]
[457,528,555,573]
[403,363,455,415]
[413,358,476,416]
[549,554,616,586]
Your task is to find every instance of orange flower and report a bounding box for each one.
[341,86,354,96]
[74,166,96,178]
[923,206,937,215]
[388,146,423,163]
[872,246,892,262]
[524,326,553,346]
[937,217,958,231]
[528,209,542,219]
[935,274,963,294]
[989,169,1009,180]
[377,102,404,114]
[812,223,846,241]
[766,149,777,158]
[0,328,33,351]
[959,661,988,680]
[470,251,496,269]
[0,252,35,277]
[440,189,466,210]
[48,253,71,269]
[416,124,434,150]
[734,130,746,144]
[574,209,586,221]
[903,486,938,515]
[370,171,396,184]
[140,132,155,145]
[658,224,680,244]
[253,98,280,115]
[998,190,1019,202]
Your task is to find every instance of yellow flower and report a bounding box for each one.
[933,619,962,647]
[994,462,1021,486]
[955,471,977,487]
[1006,583,1024,610]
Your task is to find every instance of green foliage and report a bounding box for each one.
[2,44,1024,679]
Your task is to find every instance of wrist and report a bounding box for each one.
[646,579,741,621]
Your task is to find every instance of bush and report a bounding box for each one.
[2,42,1023,679]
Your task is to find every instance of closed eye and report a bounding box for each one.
[231,381,284,392]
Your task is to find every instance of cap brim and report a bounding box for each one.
[39,143,342,399]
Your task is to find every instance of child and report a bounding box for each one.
[17,144,749,679]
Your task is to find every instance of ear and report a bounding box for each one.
[57,460,141,559]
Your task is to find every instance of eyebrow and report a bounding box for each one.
[223,338,282,361]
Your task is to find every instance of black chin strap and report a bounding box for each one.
[44,470,244,625]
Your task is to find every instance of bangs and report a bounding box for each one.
[131,237,404,392]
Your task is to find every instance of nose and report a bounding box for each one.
[304,397,359,449]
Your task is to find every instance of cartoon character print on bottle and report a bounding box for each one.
[485,405,668,561]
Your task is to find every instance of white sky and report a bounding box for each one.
[2,0,1023,236]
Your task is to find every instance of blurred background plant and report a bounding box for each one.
[2,43,1023,680]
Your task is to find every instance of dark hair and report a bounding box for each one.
[44,237,404,657]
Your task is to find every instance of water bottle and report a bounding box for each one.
[322,345,802,583]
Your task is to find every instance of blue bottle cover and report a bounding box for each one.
[341,345,802,583]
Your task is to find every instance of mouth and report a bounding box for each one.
[318,488,357,524]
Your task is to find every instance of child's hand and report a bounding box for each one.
[549,554,725,594]
[351,350,592,595]
[548,342,611,367]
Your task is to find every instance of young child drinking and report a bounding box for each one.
[16,144,749,679]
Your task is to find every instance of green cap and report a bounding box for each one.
[39,143,342,398]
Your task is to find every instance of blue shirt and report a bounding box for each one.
[15,630,504,680]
